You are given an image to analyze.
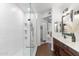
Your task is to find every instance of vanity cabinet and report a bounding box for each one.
[53,38,79,56]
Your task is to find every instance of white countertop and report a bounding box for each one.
[53,33,79,52]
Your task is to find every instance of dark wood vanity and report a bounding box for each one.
[53,37,79,56]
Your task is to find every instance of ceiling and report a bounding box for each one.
[12,3,53,23]
[12,3,53,13]
[13,3,79,14]
[31,3,53,13]
[13,3,30,13]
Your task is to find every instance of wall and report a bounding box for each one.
[36,16,41,46]
[0,4,24,55]
[48,23,52,32]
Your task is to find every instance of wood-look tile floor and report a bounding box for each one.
[36,43,55,56]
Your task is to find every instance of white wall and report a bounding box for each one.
[36,17,41,46]
[0,4,24,55]
[48,23,52,32]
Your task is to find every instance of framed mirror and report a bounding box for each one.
[61,9,76,42]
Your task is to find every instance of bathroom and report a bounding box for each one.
[1,3,79,56]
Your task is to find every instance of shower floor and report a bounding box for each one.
[14,47,37,56]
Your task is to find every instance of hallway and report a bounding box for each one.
[36,43,55,56]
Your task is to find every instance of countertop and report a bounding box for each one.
[53,33,79,52]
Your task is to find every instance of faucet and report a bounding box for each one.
[72,33,76,42]
[63,33,76,42]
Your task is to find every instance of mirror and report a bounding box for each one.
[54,21,62,32]
[61,8,76,42]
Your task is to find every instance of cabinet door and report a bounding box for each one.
[53,38,73,56]
[54,44,60,56]
[59,48,71,56]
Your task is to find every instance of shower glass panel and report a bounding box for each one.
[23,3,31,56]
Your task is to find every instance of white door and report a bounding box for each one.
[42,23,47,42]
